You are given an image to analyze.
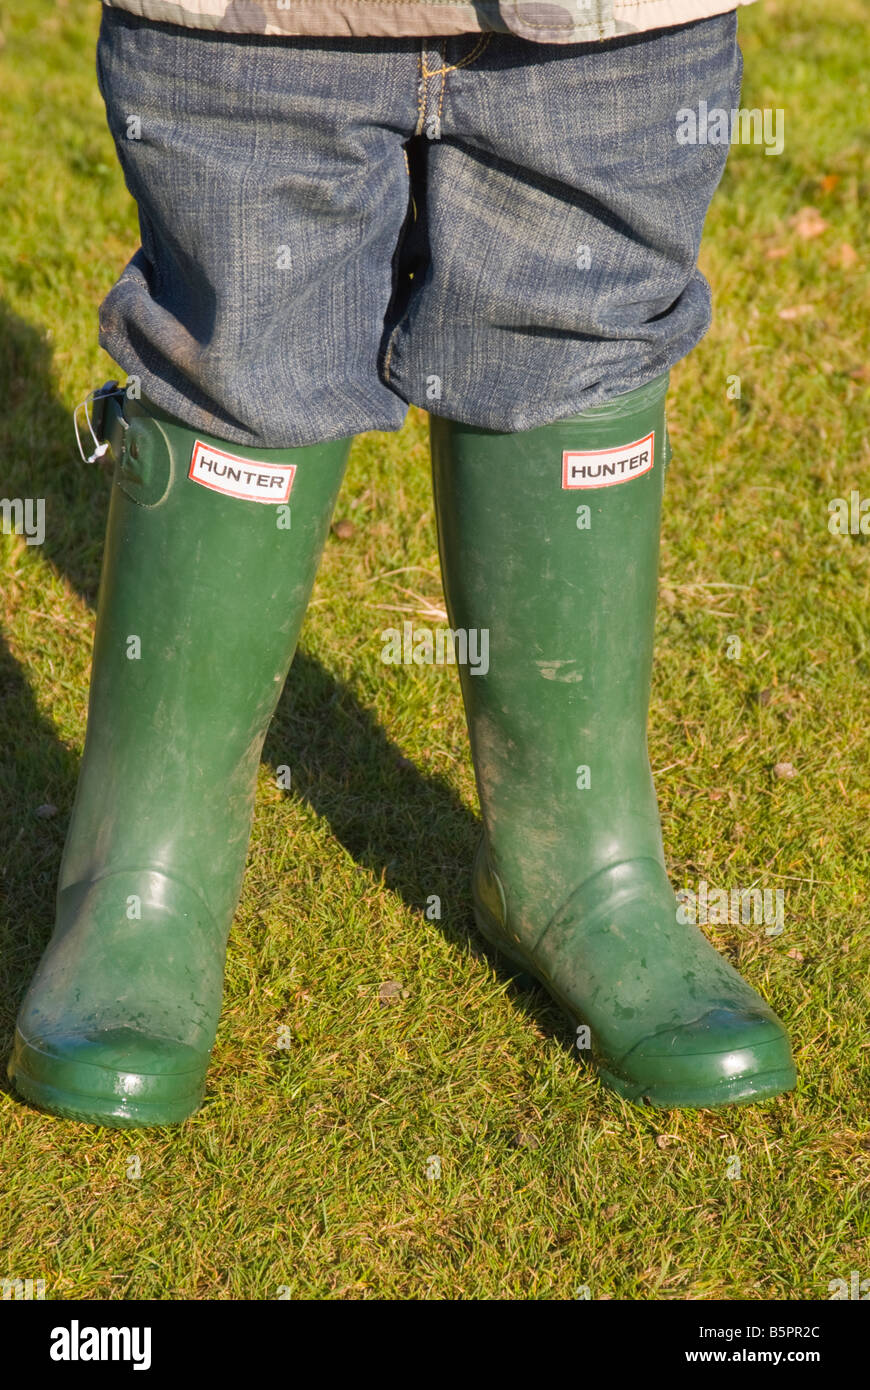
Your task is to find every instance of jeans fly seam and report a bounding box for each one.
[424,31,492,79]
[414,43,426,136]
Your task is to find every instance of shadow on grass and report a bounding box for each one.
[0,302,106,1089]
[0,301,577,1108]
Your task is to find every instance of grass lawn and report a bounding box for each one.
[0,0,867,1300]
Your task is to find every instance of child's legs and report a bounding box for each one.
[386,15,743,428]
[95,10,422,447]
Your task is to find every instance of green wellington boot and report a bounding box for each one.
[9,385,351,1127]
[430,374,796,1109]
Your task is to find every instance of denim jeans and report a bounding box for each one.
[96,8,742,448]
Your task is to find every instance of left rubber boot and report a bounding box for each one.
[9,385,351,1127]
[430,375,796,1109]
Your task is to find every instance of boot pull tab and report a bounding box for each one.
[75,381,173,507]
[74,380,125,468]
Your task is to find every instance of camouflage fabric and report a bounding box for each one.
[101,0,755,46]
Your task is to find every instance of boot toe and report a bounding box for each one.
[607,1007,797,1109]
[8,1026,207,1128]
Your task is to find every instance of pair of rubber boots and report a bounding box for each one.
[8,375,796,1126]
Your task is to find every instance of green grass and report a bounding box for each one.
[0,0,868,1300]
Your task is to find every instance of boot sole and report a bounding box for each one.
[472,906,796,1111]
[9,1032,206,1129]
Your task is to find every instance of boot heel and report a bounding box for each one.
[472,904,540,993]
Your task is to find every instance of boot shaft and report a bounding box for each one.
[430,374,671,907]
[62,387,352,916]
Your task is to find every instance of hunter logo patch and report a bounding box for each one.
[188,441,296,503]
[562,432,655,489]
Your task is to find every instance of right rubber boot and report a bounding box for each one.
[430,376,796,1110]
[8,386,351,1127]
